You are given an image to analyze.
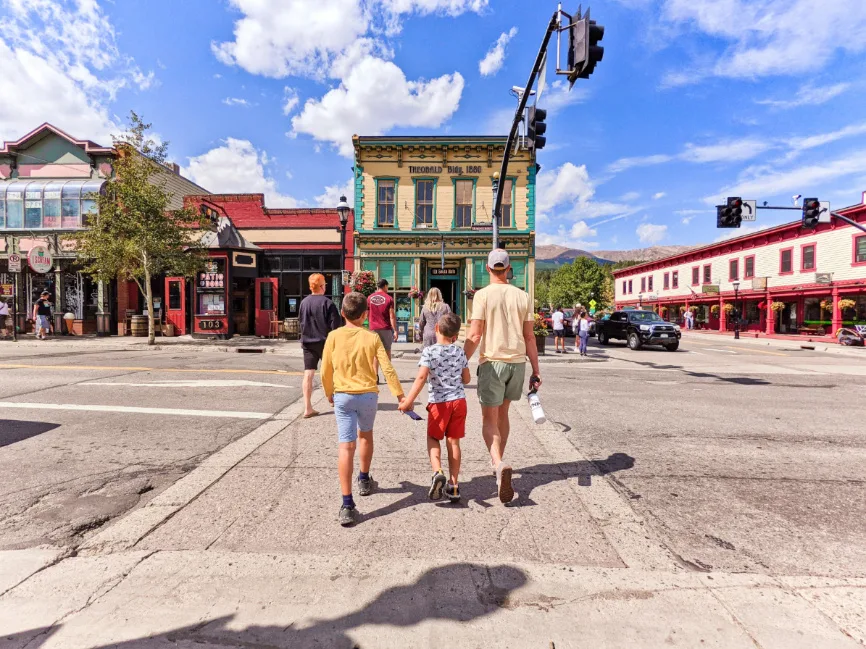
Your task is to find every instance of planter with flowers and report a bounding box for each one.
[351,270,377,297]
[464,288,477,299]
[820,299,833,314]
[408,287,424,300]
[723,302,735,315]
[533,313,549,355]
[838,298,857,312]
[770,301,786,313]
[710,304,721,317]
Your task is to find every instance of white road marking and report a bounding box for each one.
[79,380,292,389]
[0,402,272,419]
[688,351,705,355]
[705,348,737,354]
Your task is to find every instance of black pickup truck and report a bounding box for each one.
[596,310,681,351]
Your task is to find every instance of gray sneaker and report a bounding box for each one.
[339,506,359,527]
[357,474,376,496]
[496,463,514,504]
[428,471,447,500]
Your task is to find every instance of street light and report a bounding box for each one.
[732,280,740,340]
[492,171,500,250]
[336,195,350,290]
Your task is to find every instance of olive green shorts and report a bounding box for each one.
[477,361,526,407]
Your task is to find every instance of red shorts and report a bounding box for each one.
[426,399,467,440]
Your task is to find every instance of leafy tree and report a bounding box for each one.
[548,256,609,311]
[534,269,553,309]
[69,112,208,344]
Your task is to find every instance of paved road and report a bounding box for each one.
[1,338,865,647]
[0,347,304,549]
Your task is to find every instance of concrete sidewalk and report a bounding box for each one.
[682,330,866,357]
[2,378,864,647]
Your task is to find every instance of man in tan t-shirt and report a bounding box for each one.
[464,249,542,504]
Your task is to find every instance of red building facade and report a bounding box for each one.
[614,201,866,339]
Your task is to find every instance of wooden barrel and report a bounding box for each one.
[130,315,148,337]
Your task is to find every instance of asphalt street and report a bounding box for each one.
[1,335,865,647]
[0,346,304,549]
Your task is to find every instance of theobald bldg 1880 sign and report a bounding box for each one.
[352,135,537,338]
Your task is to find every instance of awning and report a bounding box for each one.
[0,178,106,200]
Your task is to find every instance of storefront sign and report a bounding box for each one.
[27,246,52,273]
[408,165,483,175]
[0,284,13,297]
[751,277,767,290]
[815,273,833,285]
[430,268,458,276]
[7,253,21,272]
[702,285,720,294]
[233,252,255,267]
[199,319,224,330]
[199,260,225,289]
[470,223,493,231]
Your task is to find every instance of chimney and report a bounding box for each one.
[165,162,180,174]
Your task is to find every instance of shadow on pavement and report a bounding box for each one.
[363,453,636,520]
[8,563,527,649]
[0,420,60,448]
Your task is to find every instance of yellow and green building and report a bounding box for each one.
[352,135,536,338]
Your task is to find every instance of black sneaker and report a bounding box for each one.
[339,506,359,527]
[445,484,460,503]
[357,474,376,496]
[428,471,446,500]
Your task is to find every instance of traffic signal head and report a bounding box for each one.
[527,106,547,152]
[802,197,821,228]
[567,7,605,87]
[716,197,743,228]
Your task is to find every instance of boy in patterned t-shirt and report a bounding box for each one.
[399,312,470,502]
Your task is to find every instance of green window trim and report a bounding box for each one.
[353,164,364,230]
[373,176,399,230]
[526,164,537,230]
[451,177,477,229]
[411,177,438,230]
[494,176,517,229]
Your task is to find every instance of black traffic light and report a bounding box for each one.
[527,106,547,152]
[567,7,605,88]
[802,197,821,228]
[717,197,743,228]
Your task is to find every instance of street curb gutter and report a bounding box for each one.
[78,390,323,556]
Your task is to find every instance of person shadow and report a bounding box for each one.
[363,453,636,520]
[8,563,528,649]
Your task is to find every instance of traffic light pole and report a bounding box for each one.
[492,12,558,251]
[831,211,866,235]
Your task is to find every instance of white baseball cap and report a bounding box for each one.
[487,248,510,270]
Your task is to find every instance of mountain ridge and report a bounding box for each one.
[536,244,698,267]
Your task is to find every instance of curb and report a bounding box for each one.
[77,389,321,556]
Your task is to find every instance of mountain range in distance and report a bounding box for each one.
[536,244,699,269]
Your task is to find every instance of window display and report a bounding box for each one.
[197,258,226,315]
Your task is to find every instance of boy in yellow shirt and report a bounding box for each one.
[321,292,405,527]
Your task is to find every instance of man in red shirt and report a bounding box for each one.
[367,280,397,377]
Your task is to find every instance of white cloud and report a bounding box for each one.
[213,0,487,79]
[660,0,866,83]
[543,80,590,114]
[0,0,151,144]
[183,138,304,207]
[609,137,778,174]
[282,87,300,115]
[291,55,464,156]
[537,221,599,250]
[706,151,866,205]
[681,216,693,225]
[620,191,641,202]
[222,97,252,107]
[315,178,355,208]
[652,192,666,200]
[756,82,851,110]
[479,27,517,77]
[791,122,866,151]
[607,154,674,174]
[636,223,667,244]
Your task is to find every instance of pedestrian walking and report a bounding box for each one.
[399,312,469,503]
[0,299,9,339]
[686,309,694,330]
[321,292,405,527]
[32,291,52,340]
[464,249,541,504]
[367,279,397,380]
[577,311,590,356]
[551,305,566,353]
[298,273,342,419]
[418,287,451,348]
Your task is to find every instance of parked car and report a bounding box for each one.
[544,308,576,336]
[596,309,681,351]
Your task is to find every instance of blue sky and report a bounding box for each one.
[2,0,866,251]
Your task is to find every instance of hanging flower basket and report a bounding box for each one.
[351,270,377,297]
[533,312,549,338]
[679,306,687,313]
[408,287,424,300]
[819,299,832,313]
[838,298,857,311]
[710,304,720,317]
[770,301,786,313]
[723,302,735,314]
[757,301,767,310]
[464,288,477,299]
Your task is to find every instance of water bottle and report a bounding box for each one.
[527,375,546,424]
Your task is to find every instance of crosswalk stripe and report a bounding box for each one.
[0,402,272,419]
